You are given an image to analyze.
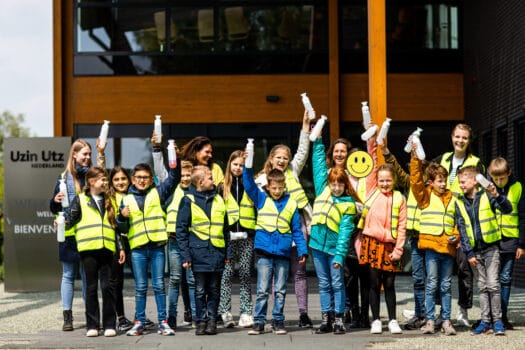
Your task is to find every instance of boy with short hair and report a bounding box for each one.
[455,166,512,336]
[176,165,231,336]
[487,158,525,330]
[118,162,180,336]
[410,159,458,336]
[243,161,308,335]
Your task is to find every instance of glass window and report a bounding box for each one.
[74,1,328,75]
[497,126,507,159]
[340,0,462,73]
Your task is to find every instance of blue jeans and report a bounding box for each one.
[312,249,345,314]
[61,261,86,310]
[131,245,167,323]
[193,271,221,322]
[425,250,453,321]
[253,256,290,324]
[410,235,426,318]
[499,252,515,321]
[167,238,182,319]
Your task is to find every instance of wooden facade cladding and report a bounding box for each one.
[67,73,463,127]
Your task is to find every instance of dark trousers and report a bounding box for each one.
[345,257,371,317]
[81,249,116,330]
[194,271,221,322]
[109,237,131,317]
[456,248,474,309]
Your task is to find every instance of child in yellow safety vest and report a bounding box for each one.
[487,157,525,330]
[455,166,512,336]
[176,165,232,336]
[217,150,256,328]
[66,166,125,337]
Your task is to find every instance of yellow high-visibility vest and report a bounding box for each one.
[256,196,297,234]
[456,192,500,246]
[311,187,356,233]
[75,193,116,253]
[123,189,167,249]
[186,194,226,248]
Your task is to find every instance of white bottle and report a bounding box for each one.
[412,134,426,160]
[56,212,65,243]
[309,115,327,142]
[230,231,248,240]
[361,101,372,129]
[245,138,255,168]
[476,174,491,189]
[154,115,162,144]
[167,139,177,168]
[404,127,423,153]
[376,118,392,145]
[59,179,69,208]
[99,120,110,146]
[360,124,378,141]
[301,92,316,120]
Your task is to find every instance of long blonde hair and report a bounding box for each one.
[258,144,292,177]
[223,150,244,201]
[66,139,92,193]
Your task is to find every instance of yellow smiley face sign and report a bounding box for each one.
[346,151,374,178]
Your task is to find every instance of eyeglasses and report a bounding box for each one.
[133,175,152,181]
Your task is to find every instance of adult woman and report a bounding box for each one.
[50,139,105,331]
[180,136,224,185]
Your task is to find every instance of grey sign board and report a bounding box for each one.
[3,137,71,292]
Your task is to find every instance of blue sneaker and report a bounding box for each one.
[493,320,505,336]
[126,320,144,336]
[158,320,175,336]
[471,320,491,335]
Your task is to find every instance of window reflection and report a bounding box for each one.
[75,2,328,75]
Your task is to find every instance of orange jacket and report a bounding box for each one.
[410,157,458,256]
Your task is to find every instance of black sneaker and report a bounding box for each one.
[404,316,425,330]
[167,316,177,330]
[248,323,264,335]
[298,313,313,328]
[117,317,134,332]
[182,310,192,326]
[144,318,155,330]
[195,321,206,336]
[272,320,288,335]
[503,319,514,330]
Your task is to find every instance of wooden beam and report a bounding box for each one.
[328,0,340,143]
[367,0,387,163]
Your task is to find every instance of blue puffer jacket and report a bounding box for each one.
[309,138,355,265]
[176,184,231,272]
[243,167,308,259]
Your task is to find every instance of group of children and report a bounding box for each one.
[50,112,524,338]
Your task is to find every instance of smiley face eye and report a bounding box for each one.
[362,157,366,163]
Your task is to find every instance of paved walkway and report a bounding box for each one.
[1,274,524,349]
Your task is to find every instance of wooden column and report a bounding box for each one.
[328,0,340,143]
[367,0,387,163]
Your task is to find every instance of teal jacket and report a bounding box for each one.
[309,138,355,265]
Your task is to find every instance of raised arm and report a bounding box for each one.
[289,110,312,176]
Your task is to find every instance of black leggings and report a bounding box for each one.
[369,268,396,321]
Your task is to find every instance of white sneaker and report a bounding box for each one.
[456,307,470,327]
[388,319,403,334]
[238,313,254,328]
[403,309,415,319]
[222,312,236,328]
[86,329,99,337]
[370,319,382,334]
[104,329,116,337]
